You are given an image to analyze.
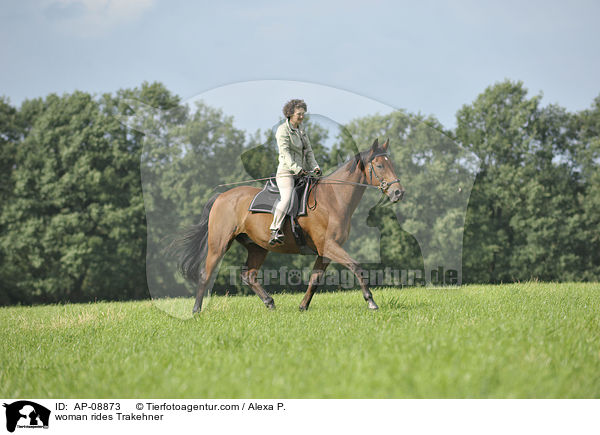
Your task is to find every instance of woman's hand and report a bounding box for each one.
[313,167,322,176]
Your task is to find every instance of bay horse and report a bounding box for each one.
[172,138,404,313]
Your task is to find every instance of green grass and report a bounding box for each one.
[1,282,599,398]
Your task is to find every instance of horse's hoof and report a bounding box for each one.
[299,305,307,312]
[266,302,276,310]
[367,300,379,310]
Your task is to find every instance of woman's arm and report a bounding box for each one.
[303,132,319,171]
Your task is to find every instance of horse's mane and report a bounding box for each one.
[327,147,382,178]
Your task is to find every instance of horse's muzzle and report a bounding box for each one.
[389,188,405,202]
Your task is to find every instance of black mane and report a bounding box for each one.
[347,147,384,174]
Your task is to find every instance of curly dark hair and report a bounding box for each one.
[283,99,307,119]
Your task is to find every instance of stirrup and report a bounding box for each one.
[269,229,284,245]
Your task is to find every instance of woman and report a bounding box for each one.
[269,99,321,245]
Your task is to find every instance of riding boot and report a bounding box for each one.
[269,228,284,245]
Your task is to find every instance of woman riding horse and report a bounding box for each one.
[172,127,404,314]
[269,99,321,245]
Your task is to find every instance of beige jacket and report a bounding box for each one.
[275,119,319,176]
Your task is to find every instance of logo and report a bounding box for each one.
[3,401,50,433]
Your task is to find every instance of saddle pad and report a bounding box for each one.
[248,176,313,217]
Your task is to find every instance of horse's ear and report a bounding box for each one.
[382,138,389,151]
[371,138,379,151]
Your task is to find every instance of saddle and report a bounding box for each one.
[249,175,317,254]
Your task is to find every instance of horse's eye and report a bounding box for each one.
[376,164,384,169]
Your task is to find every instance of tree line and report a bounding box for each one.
[1,80,598,305]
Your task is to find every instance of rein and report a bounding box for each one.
[214,151,400,209]
[213,176,276,190]
[213,176,387,190]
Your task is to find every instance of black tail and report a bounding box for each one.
[168,193,220,284]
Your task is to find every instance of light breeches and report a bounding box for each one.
[269,174,295,231]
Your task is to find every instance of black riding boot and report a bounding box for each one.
[269,229,284,245]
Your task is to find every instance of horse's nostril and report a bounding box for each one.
[394,189,401,196]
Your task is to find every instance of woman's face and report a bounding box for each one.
[289,107,305,127]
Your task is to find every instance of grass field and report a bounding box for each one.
[1,282,599,398]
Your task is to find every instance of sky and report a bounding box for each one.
[1,0,599,132]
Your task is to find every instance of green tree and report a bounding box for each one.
[127,95,252,297]
[570,95,600,279]
[0,97,22,304]
[457,80,587,282]
[0,83,167,303]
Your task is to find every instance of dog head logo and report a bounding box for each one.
[3,401,50,432]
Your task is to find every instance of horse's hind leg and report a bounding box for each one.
[299,256,330,311]
[241,244,275,309]
[193,233,235,314]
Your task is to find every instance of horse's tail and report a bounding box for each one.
[169,193,220,284]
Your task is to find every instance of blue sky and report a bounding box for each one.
[1,0,599,131]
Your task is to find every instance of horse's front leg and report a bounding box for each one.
[322,242,378,310]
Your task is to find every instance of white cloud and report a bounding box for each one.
[42,0,155,37]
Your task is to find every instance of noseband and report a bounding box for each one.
[368,153,401,192]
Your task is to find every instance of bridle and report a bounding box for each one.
[368,153,402,193]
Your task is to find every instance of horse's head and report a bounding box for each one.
[364,138,405,202]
